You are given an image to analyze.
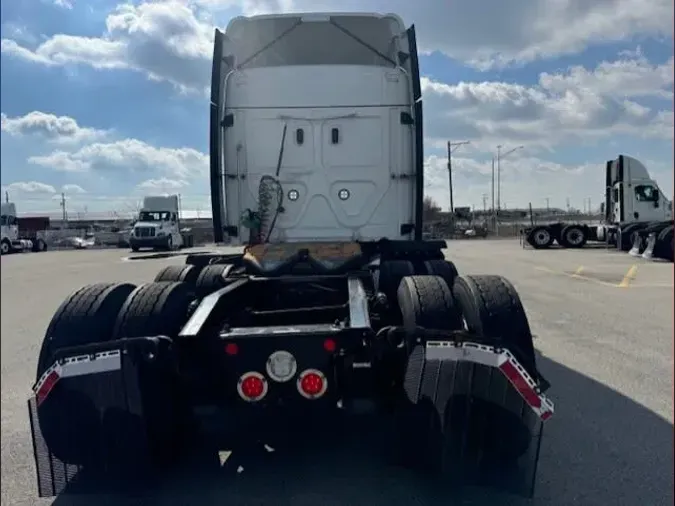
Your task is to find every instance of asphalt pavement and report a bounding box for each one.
[1,240,672,506]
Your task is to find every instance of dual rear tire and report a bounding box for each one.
[35,281,197,473]
[387,266,541,496]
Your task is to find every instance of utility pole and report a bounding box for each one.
[566,197,570,214]
[545,197,550,213]
[60,193,67,223]
[5,191,8,203]
[496,144,524,213]
[491,157,496,233]
[447,140,470,215]
[482,193,488,214]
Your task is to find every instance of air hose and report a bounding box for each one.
[240,123,288,244]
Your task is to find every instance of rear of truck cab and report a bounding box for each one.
[210,14,424,245]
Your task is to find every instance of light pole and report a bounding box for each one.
[447,140,470,215]
[496,144,524,212]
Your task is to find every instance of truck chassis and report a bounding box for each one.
[521,220,674,261]
[29,239,553,498]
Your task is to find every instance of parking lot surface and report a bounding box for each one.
[1,240,672,506]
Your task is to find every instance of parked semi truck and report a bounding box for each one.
[523,155,672,256]
[129,195,194,251]
[0,202,48,254]
[28,13,553,500]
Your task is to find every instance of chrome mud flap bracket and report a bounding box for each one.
[28,336,174,497]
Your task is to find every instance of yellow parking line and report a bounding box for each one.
[534,266,618,288]
[618,264,638,288]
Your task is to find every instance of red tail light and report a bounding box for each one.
[297,369,327,399]
[225,342,239,356]
[323,338,336,352]
[237,372,268,402]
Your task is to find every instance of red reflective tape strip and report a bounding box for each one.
[499,360,541,409]
[36,370,60,406]
[540,410,553,421]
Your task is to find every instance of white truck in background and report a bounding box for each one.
[1,202,48,255]
[129,195,194,252]
[523,155,673,258]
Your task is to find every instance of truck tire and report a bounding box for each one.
[34,283,136,466]
[559,225,587,248]
[394,344,537,495]
[37,283,136,378]
[109,282,196,469]
[374,260,415,302]
[617,223,642,251]
[526,226,554,249]
[657,224,673,242]
[423,259,458,290]
[112,282,196,340]
[655,225,674,261]
[452,275,537,379]
[1,238,11,255]
[32,238,47,252]
[154,264,200,285]
[397,275,463,352]
[195,263,234,297]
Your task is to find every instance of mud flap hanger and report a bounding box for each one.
[424,339,554,421]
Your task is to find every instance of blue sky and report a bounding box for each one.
[1,0,673,218]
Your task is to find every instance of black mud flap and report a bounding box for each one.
[28,336,177,497]
[400,342,553,498]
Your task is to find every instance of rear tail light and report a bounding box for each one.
[323,338,336,352]
[297,369,327,399]
[225,342,239,356]
[237,371,268,402]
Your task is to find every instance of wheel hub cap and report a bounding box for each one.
[535,231,550,244]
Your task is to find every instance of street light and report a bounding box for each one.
[447,140,470,215]
[496,144,524,212]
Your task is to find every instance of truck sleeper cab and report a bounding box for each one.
[211,13,424,245]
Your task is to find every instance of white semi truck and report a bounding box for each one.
[28,13,552,500]
[524,155,673,258]
[1,202,48,254]
[129,195,194,252]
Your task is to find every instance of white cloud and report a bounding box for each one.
[51,0,74,9]
[422,54,674,151]
[1,1,213,93]
[28,139,209,180]
[1,111,108,144]
[538,55,674,99]
[1,181,57,195]
[61,184,86,194]
[136,178,190,191]
[2,0,672,93]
